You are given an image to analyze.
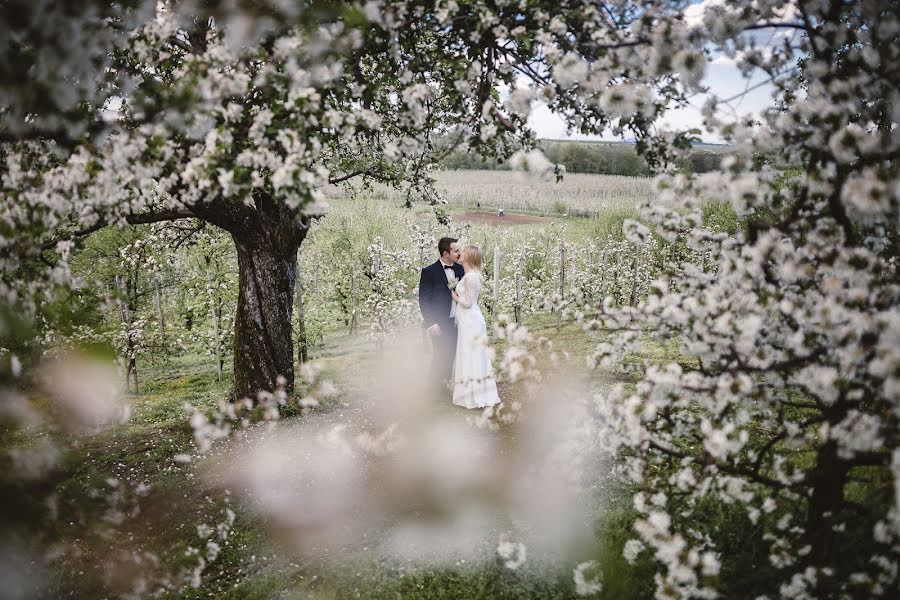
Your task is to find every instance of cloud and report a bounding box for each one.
[682,0,725,30]
[711,54,737,66]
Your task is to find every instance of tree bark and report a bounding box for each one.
[232,237,300,401]
[805,439,850,567]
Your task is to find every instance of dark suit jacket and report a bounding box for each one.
[418,260,465,329]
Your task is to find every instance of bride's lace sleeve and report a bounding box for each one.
[457,273,481,308]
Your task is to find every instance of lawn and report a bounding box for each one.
[30,315,662,599]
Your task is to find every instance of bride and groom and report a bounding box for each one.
[418,237,501,409]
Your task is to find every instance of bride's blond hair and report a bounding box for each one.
[462,245,483,273]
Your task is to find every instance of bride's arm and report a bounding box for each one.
[456,274,477,308]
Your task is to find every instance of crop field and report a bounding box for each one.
[326,170,657,218]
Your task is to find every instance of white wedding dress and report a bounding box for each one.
[452,272,501,409]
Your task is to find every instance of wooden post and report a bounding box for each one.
[314,263,320,305]
[373,250,383,347]
[559,241,566,299]
[350,270,358,334]
[514,250,524,324]
[557,241,566,330]
[154,276,165,340]
[492,246,500,316]
[614,251,624,304]
[296,259,308,364]
[586,245,595,303]
[700,242,707,273]
[629,245,642,307]
[115,275,138,394]
[114,275,128,324]
[599,249,608,303]
[206,259,223,383]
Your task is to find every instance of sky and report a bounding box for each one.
[529,0,796,143]
[528,62,780,144]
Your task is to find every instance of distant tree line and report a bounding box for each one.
[440,140,727,176]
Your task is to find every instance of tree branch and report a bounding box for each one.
[328,168,374,185]
[741,22,807,32]
[125,208,197,225]
[40,208,198,252]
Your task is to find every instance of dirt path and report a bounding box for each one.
[454,211,553,225]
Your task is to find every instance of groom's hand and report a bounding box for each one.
[427,324,442,336]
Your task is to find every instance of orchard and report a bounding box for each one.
[0,1,897,599]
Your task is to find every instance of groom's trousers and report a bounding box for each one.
[430,318,458,391]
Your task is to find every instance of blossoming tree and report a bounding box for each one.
[1,0,898,596]
[2,0,698,399]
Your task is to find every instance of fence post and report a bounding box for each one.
[599,248,608,306]
[115,274,138,394]
[559,240,566,299]
[206,259,222,383]
[611,252,622,305]
[493,246,500,316]
[373,249,384,349]
[514,250,524,325]
[629,244,642,307]
[557,240,566,330]
[154,276,165,340]
[350,270,358,334]
[114,275,129,324]
[296,259,308,364]
[314,263,320,305]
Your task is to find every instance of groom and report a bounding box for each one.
[418,237,465,389]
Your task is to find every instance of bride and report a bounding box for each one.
[450,245,501,409]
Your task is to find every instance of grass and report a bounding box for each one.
[26,300,878,600]
[21,183,831,599]
[325,170,654,219]
[23,311,665,599]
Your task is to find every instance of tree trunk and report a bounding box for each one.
[805,439,850,567]
[232,237,299,401]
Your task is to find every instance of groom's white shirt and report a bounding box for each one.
[440,259,457,319]
[439,258,455,278]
